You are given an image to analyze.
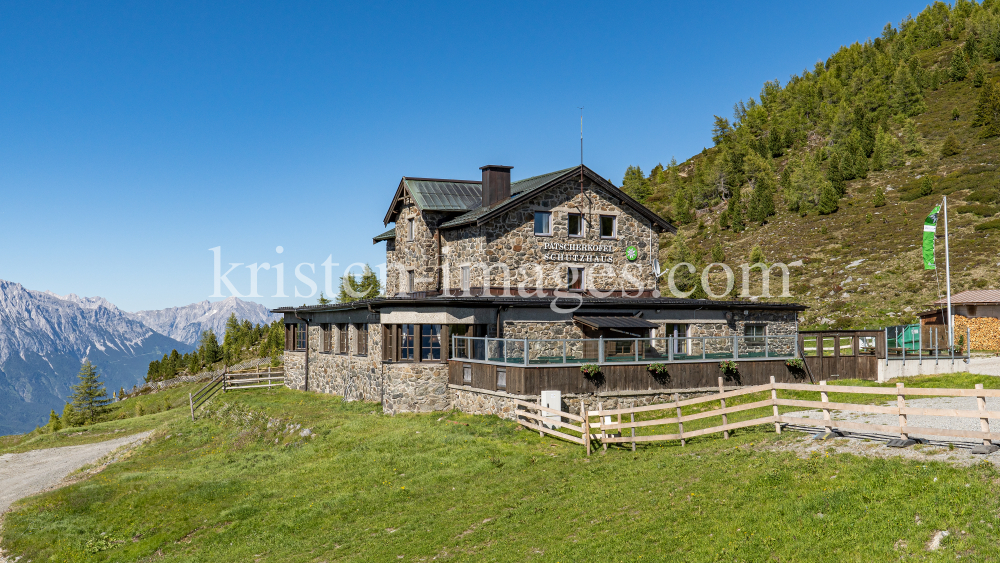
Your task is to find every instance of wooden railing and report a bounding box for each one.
[225,367,285,390]
[189,371,226,420]
[520,377,1000,455]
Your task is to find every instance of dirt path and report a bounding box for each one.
[0,431,152,514]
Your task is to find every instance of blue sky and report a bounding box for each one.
[0,0,926,311]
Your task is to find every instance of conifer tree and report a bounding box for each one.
[62,402,78,428]
[338,264,382,303]
[726,186,744,232]
[818,182,839,215]
[711,241,725,263]
[68,361,110,425]
[48,410,61,432]
[973,79,1000,137]
[188,352,201,374]
[743,152,776,225]
[199,330,223,366]
[748,245,765,265]
[622,165,651,202]
[891,64,927,116]
[873,185,887,207]
[317,292,331,305]
[950,51,969,81]
[919,177,933,196]
[903,119,924,154]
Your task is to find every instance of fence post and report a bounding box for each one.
[562,340,567,365]
[668,336,674,362]
[732,335,738,360]
[598,336,605,365]
[771,375,781,434]
[675,393,685,447]
[537,397,544,437]
[897,382,908,440]
[630,412,636,452]
[935,327,939,365]
[976,383,991,447]
[820,380,832,434]
[719,376,728,439]
[885,327,889,366]
[189,392,194,421]
[919,326,923,365]
[599,401,607,452]
[634,338,639,362]
[523,338,529,366]
[581,401,591,457]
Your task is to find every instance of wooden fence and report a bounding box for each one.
[516,377,1000,455]
[225,367,285,390]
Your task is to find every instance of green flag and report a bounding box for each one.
[923,204,941,269]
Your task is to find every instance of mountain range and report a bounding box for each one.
[0,280,279,435]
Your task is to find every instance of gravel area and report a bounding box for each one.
[0,431,152,514]
[785,396,1000,445]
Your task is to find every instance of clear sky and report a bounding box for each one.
[0,0,927,312]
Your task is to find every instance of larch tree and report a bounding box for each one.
[68,360,111,425]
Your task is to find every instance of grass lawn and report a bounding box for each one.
[3,376,1000,562]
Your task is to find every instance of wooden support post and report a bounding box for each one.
[675,393,685,447]
[538,398,544,437]
[977,383,991,446]
[897,382,908,440]
[771,376,781,434]
[630,412,636,452]
[600,402,608,452]
[581,401,590,457]
[820,380,832,434]
[718,376,729,439]
[189,392,194,421]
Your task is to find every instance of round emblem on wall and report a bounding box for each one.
[625,246,638,261]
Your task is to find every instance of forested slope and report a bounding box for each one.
[632,0,1000,329]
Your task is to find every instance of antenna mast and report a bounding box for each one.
[578,107,584,195]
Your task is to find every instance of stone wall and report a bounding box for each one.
[433,179,661,294]
[385,201,448,296]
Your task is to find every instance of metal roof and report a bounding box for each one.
[403,178,482,212]
[373,227,396,244]
[934,290,1000,305]
[438,167,577,229]
[573,315,660,330]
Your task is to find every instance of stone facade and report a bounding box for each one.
[386,177,662,296]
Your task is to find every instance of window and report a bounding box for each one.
[356,324,368,355]
[568,213,583,237]
[859,336,877,355]
[295,324,307,351]
[802,336,818,357]
[400,324,415,360]
[338,324,349,354]
[406,270,415,293]
[599,215,616,238]
[382,325,396,361]
[822,337,836,357]
[567,267,585,291]
[421,325,441,361]
[496,367,506,390]
[534,211,552,235]
[463,363,472,383]
[839,336,855,356]
[407,218,415,241]
[461,265,471,293]
[666,323,689,354]
[744,324,766,346]
[321,324,332,352]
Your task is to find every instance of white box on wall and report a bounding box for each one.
[540,390,561,429]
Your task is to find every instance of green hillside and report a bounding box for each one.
[637,0,1000,329]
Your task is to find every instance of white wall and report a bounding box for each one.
[877,357,1000,382]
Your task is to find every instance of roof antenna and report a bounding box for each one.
[578,106,584,196]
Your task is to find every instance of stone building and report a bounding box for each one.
[276,164,806,417]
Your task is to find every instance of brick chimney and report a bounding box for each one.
[480,165,513,208]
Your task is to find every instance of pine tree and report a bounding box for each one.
[338,264,382,302]
[711,241,725,263]
[748,245,765,265]
[199,330,223,366]
[222,313,242,365]
[873,185,887,207]
[919,177,933,196]
[672,187,694,224]
[622,165,651,202]
[188,352,201,373]
[68,361,110,425]
[891,63,926,116]
[950,51,969,81]
[711,116,733,146]
[317,292,332,305]
[779,165,792,192]
[48,410,61,432]
[743,152,776,225]
[903,119,923,154]
[973,79,1000,137]
[726,186,744,232]
[62,402,78,427]
[818,182,839,215]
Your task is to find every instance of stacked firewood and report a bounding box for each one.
[951,315,1000,352]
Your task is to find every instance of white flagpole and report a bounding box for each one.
[943,196,954,351]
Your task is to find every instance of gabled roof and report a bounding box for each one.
[383,177,482,225]
[934,290,1000,305]
[439,165,675,233]
[373,227,396,244]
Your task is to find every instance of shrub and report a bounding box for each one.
[719,360,738,376]
[919,177,933,196]
[966,187,1000,204]
[749,245,765,265]
[785,358,805,370]
[580,364,603,385]
[956,204,999,216]
[873,186,886,207]
[974,218,1000,231]
[952,107,961,120]
[940,134,962,158]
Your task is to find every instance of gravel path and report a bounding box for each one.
[786,396,1000,444]
[0,432,152,514]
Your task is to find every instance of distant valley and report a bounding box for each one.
[0,280,279,435]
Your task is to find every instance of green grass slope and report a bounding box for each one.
[4,377,1000,562]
